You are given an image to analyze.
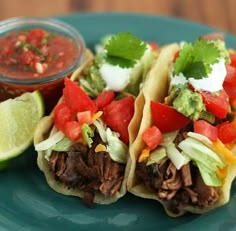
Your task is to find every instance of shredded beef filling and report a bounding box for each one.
[49,133,125,208]
[136,159,219,215]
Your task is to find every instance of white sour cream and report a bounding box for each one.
[171,58,227,92]
[99,46,152,92]
[99,63,132,91]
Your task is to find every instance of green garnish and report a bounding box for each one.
[23,44,43,56]
[41,34,50,46]
[174,40,220,79]
[104,32,147,68]
[82,124,94,148]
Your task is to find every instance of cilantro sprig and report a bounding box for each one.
[174,40,221,79]
[104,32,147,68]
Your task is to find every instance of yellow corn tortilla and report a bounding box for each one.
[34,49,145,205]
[127,43,236,216]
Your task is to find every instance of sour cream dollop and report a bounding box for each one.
[99,45,153,92]
[99,63,132,91]
[171,58,227,92]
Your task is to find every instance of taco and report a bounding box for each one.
[127,35,236,216]
[34,32,157,207]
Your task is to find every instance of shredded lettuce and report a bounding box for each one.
[179,137,225,168]
[35,130,65,151]
[187,132,212,147]
[93,119,128,163]
[197,161,222,187]
[82,124,94,148]
[43,137,74,161]
[106,128,128,164]
[93,118,107,143]
[161,131,179,145]
[165,143,190,170]
[178,137,225,186]
[146,147,167,165]
[52,137,74,152]
[158,131,189,169]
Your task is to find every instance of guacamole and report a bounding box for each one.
[171,85,206,121]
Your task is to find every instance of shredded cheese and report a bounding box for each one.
[216,165,228,179]
[95,143,107,152]
[213,139,236,163]
[138,148,150,163]
[92,111,103,121]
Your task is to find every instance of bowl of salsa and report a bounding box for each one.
[0,17,86,113]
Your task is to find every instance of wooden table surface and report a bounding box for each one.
[0,0,235,35]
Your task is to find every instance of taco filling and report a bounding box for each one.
[49,132,125,208]
[35,77,134,207]
[134,35,236,215]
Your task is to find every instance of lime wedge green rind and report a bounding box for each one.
[0,90,44,162]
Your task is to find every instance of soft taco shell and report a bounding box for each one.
[34,48,143,204]
[127,43,236,217]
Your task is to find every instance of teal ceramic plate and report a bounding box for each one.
[1,13,236,231]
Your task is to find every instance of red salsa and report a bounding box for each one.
[0,28,79,78]
[0,28,82,113]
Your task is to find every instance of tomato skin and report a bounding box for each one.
[142,126,163,150]
[21,50,35,65]
[148,41,159,51]
[27,28,46,45]
[94,90,115,110]
[150,101,190,133]
[77,111,92,125]
[218,121,236,144]
[200,90,229,119]
[63,77,97,113]
[223,65,236,99]
[64,121,82,141]
[230,52,236,68]
[102,96,135,144]
[54,102,72,132]
[173,50,180,62]
[193,120,218,142]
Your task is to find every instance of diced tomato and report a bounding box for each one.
[173,50,180,62]
[28,28,46,42]
[218,121,236,144]
[21,50,35,65]
[230,52,236,68]
[63,77,97,113]
[148,41,159,51]
[64,121,82,141]
[200,90,229,119]
[150,101,190,133]
[94,90,115,110]
[54,102,72,132]
[102,96,135,144]
[77,111,92,125]
[193,120,218,142]
[142,126,163,150]
[223,65,236,99]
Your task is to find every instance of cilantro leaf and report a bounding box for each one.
[105,32,147,68]
[184,61,209,79]
[174,43,193,74]
[174,39,220,79]
[105,56,136,67]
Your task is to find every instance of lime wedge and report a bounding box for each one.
[0,90,44,162]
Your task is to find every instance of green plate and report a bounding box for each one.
[1,12,236,231]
